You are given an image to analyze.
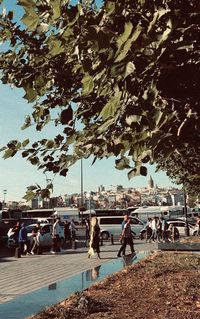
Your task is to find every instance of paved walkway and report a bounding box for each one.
[0,240,157,304]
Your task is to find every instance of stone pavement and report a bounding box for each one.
[0,240,158,304]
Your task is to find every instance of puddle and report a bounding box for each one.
[0,252,149,319]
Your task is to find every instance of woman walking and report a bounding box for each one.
[88,217,101,259]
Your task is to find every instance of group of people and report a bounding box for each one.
[145,216,179,243]
[9,217,79,256]
[10,220,42,255]
[87,214,135,259]
[11,213,200,259]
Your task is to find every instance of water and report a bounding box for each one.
[0,252,149,319]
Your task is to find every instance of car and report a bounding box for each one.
[97,216,145,240]
[139,219,198,239]
[166,220,198,237]
[7,223,64,248]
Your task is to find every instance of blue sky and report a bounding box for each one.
[0,1,177,202]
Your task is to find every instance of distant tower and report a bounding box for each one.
[148,175,154,189]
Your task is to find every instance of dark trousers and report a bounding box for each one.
[118,237,134,256]
[19,240,31,255]
[52,235,61,252]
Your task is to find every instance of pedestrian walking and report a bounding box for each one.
[64,220,71,242]
[8,220,21,245]
[117,215,135,257]
[84,217,90,243]
[156,217,162,242]
[145,217,152,242]
[69,219,77,241]
[150,216,158,242]
[88,217,100,259]
[51,217,63,253]
[30,222,42,255]
[161,217,168,242]
[18,223,31,255]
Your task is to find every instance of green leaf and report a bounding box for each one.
[116,22,133,53]
[128,168,138,179]
[100,91,122,120]
[21,9,39,32]
[140,166,147,176]
[3,149,15,159]
[60,106,73,125]
[126,115,142,125]
[23,84,37,102]
[41,188,51,199]
[23,190,36,202]
[115,156,130,170]
[115,24,142,62]
[51,0,61,21]
[124,62,136,78]
[22,139,29,147]
[48,38,65,57]
[105,1,116,15]
[82,73,94,96]
[27,185,38,191]
[46,140,55,148]
[60,168,68,176]
[17,0,36,8]
[128,165,147,179]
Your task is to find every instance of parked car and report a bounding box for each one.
[97,216,145,240]
[7,223,65,248]
[139,219,198,239]
[166,220,198,237]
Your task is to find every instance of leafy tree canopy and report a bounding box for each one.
[0,0,199,199]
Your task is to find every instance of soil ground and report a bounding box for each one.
[27,251,200,319]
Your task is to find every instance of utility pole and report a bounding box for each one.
[80,158,84,225]
[3,189,7,208]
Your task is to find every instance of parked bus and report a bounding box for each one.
[23,207,80,222]
[22,208,54,218]
[130,206,187,222]
[95,208,128,217]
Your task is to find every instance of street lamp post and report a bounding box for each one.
[86,192,91,219]
[3,189,7,208]
[80,158,84,225]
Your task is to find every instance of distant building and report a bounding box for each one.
[98,185,105,192]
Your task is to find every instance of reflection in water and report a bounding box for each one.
[0,251,149,319]
[86,265,101,281]
[122,254,137,267]
[48,283,57,290]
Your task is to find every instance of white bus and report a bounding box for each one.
[130,206,186,221]
[23,207,80,222]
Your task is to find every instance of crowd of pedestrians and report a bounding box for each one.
[9,217,79,256]
[145,216,179,243]
[7,214,200,259]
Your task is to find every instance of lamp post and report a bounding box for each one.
[80,158,84,225]
[86,192,91,219]
[3,189,7,208]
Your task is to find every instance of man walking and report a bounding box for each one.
[52,217,63,253]
[117,215,135,257]
[18,223,31,255]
